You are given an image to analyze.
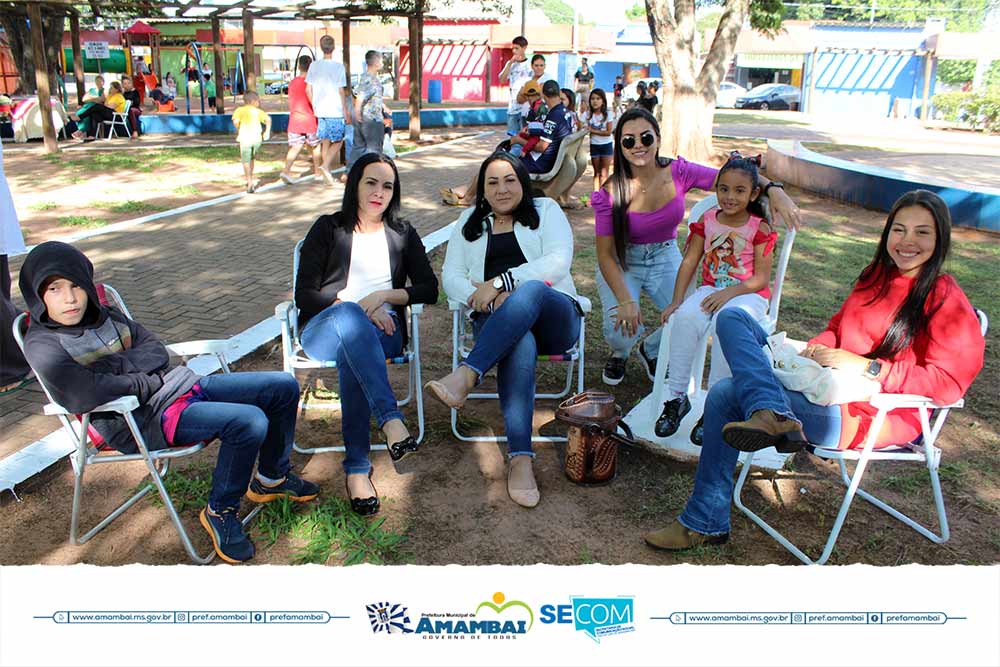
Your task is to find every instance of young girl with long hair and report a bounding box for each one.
[654,154,776,440]
[580,88,615,192]
[643,189,985,552]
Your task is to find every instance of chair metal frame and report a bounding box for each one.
[12,284,260,565]
[102,99,132,140]
[733,309,989,565]
[651,194,796,441]
[447,295,592,443]
[274,239,425,454]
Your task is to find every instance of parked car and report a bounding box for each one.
[264,81,289,95]
[733,84,800,111]
[622,77,663,103]
[715,81,747,108]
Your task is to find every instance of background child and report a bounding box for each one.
[560,87,580,131]
[18,241,319,564]
[612,75,624,114]
[580,88,614,192]
[655,153,777,440]
[232,91,272,193]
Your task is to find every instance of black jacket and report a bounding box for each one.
[19,241,199,454]
[294,214,438,346]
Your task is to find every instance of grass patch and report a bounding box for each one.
[133,463,213,514]
[714,111,810,127]
[104,200,167,215]
[255,496,407,565]
[28,201,58,211]
[58,214,105,228]
[174,184,202,196]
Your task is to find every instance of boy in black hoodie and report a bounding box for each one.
[19,241,320,564]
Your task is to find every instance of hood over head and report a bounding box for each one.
[18,241,104,328]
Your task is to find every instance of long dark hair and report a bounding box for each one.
[608,107,672,268]
[337,152,404,233]
[560,87,576,113]
[462,152,540,242]
[588,87,608,119]
[717,152,767,220]
[858,189,952,360]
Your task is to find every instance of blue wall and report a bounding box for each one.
[140,107,509,135]
[802,51,935,118]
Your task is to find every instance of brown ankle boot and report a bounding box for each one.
[722,410,807,453]
[643,520,728,551]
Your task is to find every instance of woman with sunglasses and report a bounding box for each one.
[593,107,801,387]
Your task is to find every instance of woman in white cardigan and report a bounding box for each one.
[426,152,582,508]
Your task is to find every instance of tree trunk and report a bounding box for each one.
[644,0,749,163]
[0,6,65,96]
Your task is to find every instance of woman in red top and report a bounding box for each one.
[643,189,985,552]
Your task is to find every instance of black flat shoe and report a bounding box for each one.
[690,415,704,447]
[655,394,691,438]
[346,470,380,517]
[388,435,419,462]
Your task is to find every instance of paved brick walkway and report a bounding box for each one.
[0,131,502,460]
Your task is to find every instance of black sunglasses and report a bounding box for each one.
[621,131,656,150]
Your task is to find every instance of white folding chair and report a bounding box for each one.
[447,294,592,443]
[734,309,989,565]
[649,194,796,458]
[274,239,425,454]
[102,99,132,139]
[12,283,260,565]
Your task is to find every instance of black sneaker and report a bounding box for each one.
[245,472,320,504]
[200,505,254,564]
[637,341,667,382]
[690,415,704,447]
[602,356,627,386]
[655,394,691,438]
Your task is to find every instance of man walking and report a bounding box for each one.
[348,50,386,168]
[306,35,352,185]
[281,54,322,183]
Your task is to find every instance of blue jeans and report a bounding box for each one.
[506,112,524,137]
[300,302,403,474]
[596,240,681,359]
[173,371,300,511]
[464,281,581,457]
[678,309,843,535]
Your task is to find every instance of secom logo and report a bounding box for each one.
[540,596,635,643]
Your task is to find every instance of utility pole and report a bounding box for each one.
[520,0,526,36]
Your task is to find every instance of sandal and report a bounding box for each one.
[440,188,464,207]
[0,374,33,394]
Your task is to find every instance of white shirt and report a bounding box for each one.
[337,229,392,304]
[507,60,533,114]
[581,109,616,145]
[306,58,347,119]
[443,197,579,305]
[0,142,24,256]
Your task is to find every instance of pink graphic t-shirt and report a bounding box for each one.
[688,209,777,299]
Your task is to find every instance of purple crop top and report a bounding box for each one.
[591,156,718,244]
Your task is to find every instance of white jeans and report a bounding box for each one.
[666,285,769,396]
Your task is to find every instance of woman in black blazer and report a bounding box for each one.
[296,153,438,516]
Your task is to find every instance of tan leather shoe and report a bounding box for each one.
[424,380,466,409]
[722,409,807,453]
[507,457,540,508]
[643,520,728,551]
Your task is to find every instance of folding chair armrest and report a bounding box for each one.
[868,393,964,410]
[409,304,424,315]
[576,294,592,314]
[448,299,466,312]
[44,395,139,416]
[166,340,232,358]
[274,300,295,322]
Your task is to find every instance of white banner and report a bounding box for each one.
[1,564,998,666]
[83,41,110,60]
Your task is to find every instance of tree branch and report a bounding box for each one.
[697,0,748,94]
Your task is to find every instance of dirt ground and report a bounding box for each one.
[5,127,480,246]
[1,180,997,567]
